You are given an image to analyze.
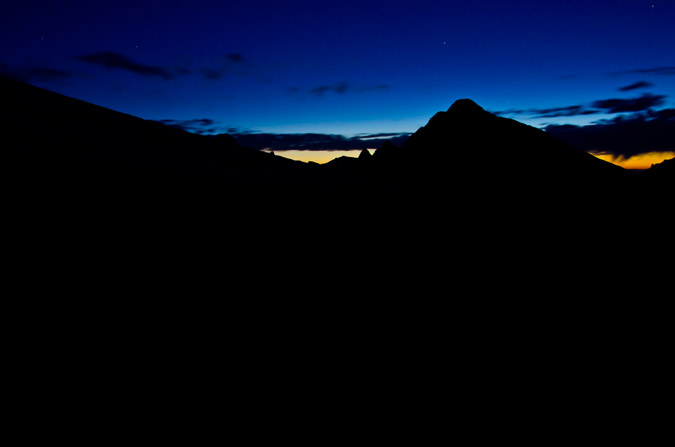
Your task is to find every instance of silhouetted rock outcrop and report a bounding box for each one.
[647,157,674,175]
[358,148,373,160]
[642,157,674,190]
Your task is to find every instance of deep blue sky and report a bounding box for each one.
[2,0,674,151]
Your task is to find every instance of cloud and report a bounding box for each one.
[532,105,599,118]
[356,132,408,139]
[310,82,350,97]
[498,93,668,118]
[304,82,391,97]
[196,53,250,80]
[158,118,217,133]
[590,93,666,113]
[545,108,675,158]
[225,53,245,64]
[497,105,599,119]
[618,81,654,91]
[223,131,411,151]
[611,66,675,76]
[77,51,174,79]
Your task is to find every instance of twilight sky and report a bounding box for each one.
[2,0,674,165]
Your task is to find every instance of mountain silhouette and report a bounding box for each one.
[2,76,315,196]
[370,99,628,196]
[4,75,672,307]
[2,77,641,201]
[645,156,675,179]
[3,76,669,252]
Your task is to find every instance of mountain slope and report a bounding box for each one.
[3,79,668,291]
[376,99,625,182]
[1,76,313,194]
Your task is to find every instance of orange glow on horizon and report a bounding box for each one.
[267,149,674,170]
[592,151,675,170]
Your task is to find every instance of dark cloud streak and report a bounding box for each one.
[158,118,217,133]
[497,105,599,118]
[618,81,654,91]
[498,94,668,118]
[545,109,675,158]
[611,66,675,76]
[304,82,391,97]
[225,53,245,64]
[77,51,175,79]
[225,131,411,151]
[310,82,350,97]
[590,93,666,113]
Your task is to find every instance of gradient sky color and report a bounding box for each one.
[2,0,674,165]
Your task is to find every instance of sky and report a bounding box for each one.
[1,0,674,166]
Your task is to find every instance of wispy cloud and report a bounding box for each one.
[618,81,654,91]
[496,105,599,119]
[197,53,251,81]
[224,131,410,151]
[610,66,675,76]
[497,93,668,118]
[309,82,350,97]
[158,118,219,134]
[75,50,253,81]
[77,51,175,79]
[545,108,675,158]
[591,93,666,113]
[225,53,246,64]
[298,82,391,98]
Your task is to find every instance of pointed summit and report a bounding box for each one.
[447,99,484,114]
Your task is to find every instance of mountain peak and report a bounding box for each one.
[447,99,484,114]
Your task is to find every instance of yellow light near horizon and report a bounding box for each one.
[264,149,374,164]
[593,151,675,170]
[267,149,674,170]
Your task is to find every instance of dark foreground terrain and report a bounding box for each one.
[4,78,671,416]
[3,76,671,291]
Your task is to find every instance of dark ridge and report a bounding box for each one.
[643,157,675,187]
[4,75,670,282]
[649,157,674,172]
